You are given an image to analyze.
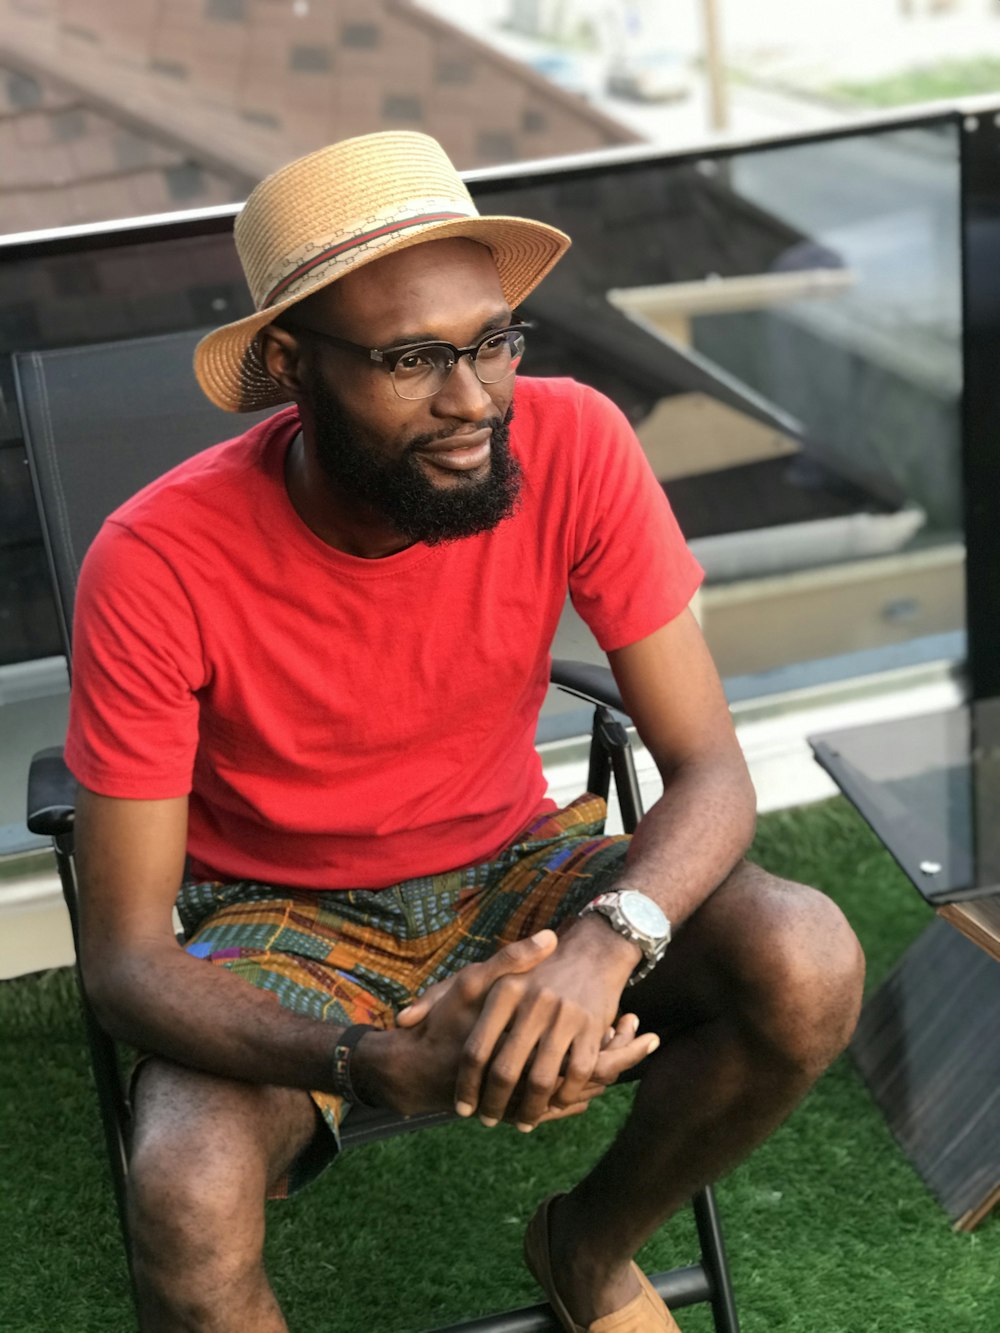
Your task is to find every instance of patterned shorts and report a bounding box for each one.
[174,793,629,1195]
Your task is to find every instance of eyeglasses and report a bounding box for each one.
[281,320,531,401]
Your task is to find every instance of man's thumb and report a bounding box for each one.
[490,928,558,976]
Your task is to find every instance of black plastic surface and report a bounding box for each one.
[26,745,75,836]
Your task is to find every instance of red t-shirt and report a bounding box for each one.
[65,377,702,889]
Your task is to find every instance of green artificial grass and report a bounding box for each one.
[1,798,997,1331]
[831,57,1000,107]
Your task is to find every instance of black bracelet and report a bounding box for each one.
[330,1023,375,1105]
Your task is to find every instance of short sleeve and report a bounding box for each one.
[64,521,206,799]
[568,387,703,652]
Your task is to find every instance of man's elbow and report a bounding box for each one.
[79,936,169,1042]
[733,757,758,851]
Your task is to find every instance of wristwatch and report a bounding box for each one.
[579,888,671,985]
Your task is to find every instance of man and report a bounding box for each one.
[67,131,864,1333]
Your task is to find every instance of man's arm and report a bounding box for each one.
[603,606,757,918]
[440,608,756,1127]
[76,787,651,1114]
[77,786,362,1091]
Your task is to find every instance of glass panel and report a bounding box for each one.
[475,119,964,691]
[0,113,971,847]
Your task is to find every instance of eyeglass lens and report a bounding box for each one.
[392,328,526,400]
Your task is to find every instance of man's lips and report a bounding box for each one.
[414,426,493,472]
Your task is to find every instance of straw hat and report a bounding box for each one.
[194,131,571,412]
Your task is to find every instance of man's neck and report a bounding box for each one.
[283,431,415,559]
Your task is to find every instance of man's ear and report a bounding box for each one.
[258,323,307,398]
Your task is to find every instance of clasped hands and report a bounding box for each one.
[371,927,659,1130]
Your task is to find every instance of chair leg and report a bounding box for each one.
[54,836,137,1304]
[693,1186,740,1333]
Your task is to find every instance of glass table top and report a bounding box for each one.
[809,698,1000,906]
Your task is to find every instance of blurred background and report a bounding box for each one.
[2,0,995,932]
[3,0,1000,235]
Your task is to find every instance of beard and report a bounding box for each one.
[304,371,522,546]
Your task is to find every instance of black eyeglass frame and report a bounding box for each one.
[278,319,533,398]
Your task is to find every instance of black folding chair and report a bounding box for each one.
[17,329,739,1333]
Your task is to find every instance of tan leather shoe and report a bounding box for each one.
[523,1193,681,1332]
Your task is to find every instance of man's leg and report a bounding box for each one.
[128,1058,320,1333]
[543,860,866,1327]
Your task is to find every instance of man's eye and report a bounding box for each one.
[477,333,509,358]
[396,350,438,374]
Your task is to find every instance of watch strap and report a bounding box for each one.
[330,1023,375,1105]
[580,890,669,987]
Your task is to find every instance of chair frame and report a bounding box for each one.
[28,661,739,1333]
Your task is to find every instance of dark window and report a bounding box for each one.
[242,108,282,129]
[476,130,517,162]
[165,162,205,201]
[114,130,153,172]
[289,45,331,73]
[6,73,42,109]
[60,23,99,43]
[51,108,87,143]
[341,23,379,48]
[205,0,246,19]
[150,59,189,81]
[382,94,422,122]
[435,59,473,85]
[523,108,547,133]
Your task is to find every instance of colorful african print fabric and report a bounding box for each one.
[174,793,628,1195]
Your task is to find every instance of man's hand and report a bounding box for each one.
[529,1010,657,1130]
[395,917,655,1129]
[358,927,655,1121]
[356,930,558,1116]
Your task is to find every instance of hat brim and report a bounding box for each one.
[194,214,570,413]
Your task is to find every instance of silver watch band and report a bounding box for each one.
[579,889,670,986]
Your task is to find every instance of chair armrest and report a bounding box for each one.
[27,746,76,837]
[550,659,625,715]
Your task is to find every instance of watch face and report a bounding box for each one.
[619,890,670,940]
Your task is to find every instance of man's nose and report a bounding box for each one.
[431,352,495,420]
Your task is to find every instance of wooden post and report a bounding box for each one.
[700,0,729,132]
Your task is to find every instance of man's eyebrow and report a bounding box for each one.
[382,310,514,348]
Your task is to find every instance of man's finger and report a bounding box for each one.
[452,929,558,1010]
[593,1030,660,1086]
[399,932,555,1025]
[485,1011,580,1128]
[478,929,559,988]
[456,970,549,1114]
[453,979,528,1117]
[603,1013,640,1048]
[528,1026,600,1121]
[396,975,456,1026]
[534,1095,595,1125]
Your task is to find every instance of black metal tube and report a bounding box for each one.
[427,1265,712,1332]
[693,1186,741,1333]
[586,705,612,801]
[598,711,644,833]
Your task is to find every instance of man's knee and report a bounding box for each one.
[129,1101,266,1292]
[127,1060,313,1302]
[714,861,866,1075]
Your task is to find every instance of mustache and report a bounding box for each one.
[403,412,507,454]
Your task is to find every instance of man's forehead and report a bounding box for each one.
[310,237,506,331]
